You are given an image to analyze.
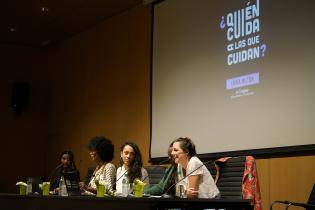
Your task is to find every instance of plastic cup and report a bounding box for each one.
[96,184,105,197]
[134,183,145,198]
[19,185,26,195]
[42,182,50,196]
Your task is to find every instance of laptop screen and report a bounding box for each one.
[63,171,81,196]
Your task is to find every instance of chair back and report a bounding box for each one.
[84,167,95,184]
[204,161,217,179]
[307,183,315,207]
[215,156,246,199]
[144,166,167,185]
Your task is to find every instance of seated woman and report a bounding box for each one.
[144,141,177,196]
[50,150,79,192]
[116,142,149,195]
[171,137,220,198]
[79,136,116,195]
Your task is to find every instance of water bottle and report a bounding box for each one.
[58,176,68,196]
[122,177,129,197]
[26,177,32,195]
[176,166,185,197]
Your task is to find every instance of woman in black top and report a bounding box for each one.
[50,150,79,191]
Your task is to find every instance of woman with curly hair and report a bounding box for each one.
[116,142,149,195]
[79,136,116,195]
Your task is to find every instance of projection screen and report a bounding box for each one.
[150,0,315,160]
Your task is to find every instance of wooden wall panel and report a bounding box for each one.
[256,159,270,210]
[0,45,49,192]
[269,156,315,210]
[45,4,152,181]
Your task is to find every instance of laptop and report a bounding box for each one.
[62,171,81,196]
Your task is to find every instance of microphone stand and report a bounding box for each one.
[47,163,63,182]
[116,167,129,183]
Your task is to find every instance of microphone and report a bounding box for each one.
[141,157,171,182]
[162,159,212,198]
[117,157,170,195]
[117,157,171,184]
[47,163,63,182]
[272,200,310,208]
[116,167,129,183]
[284,201,308,208]
[63,169,80,182]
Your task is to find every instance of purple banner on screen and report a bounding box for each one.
[226,72,260,90]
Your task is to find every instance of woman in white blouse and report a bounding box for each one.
[171,137,220,198]
[116,142,149,195]
[79,136,116,195]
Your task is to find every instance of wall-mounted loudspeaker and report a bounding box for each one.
[10,81,30,115]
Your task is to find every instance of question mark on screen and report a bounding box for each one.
[260,44,267,56]
[220,16,225,29]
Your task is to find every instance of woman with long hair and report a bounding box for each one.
[51,150,79,192]
[116,142,149,194]
[171,137,220,198]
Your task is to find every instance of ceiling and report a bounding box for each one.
[0,0,143,48]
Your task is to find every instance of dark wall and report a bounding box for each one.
[0,44,50,192]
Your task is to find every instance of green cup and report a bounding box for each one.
[19,185,26,195]
[42,182,50,196]
[134,184,145,198]
[96,184,105,197]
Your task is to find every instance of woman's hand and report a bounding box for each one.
[186,187,198,198]
[53,187,60,194]
[187,175,200,198]
[79,182,97,194]
[79,182,87,190]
